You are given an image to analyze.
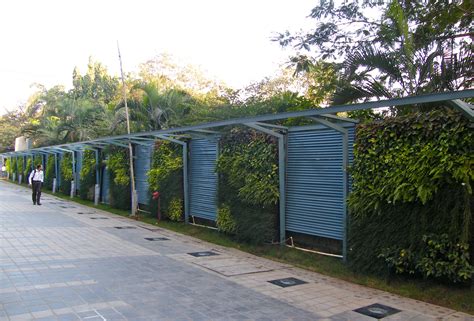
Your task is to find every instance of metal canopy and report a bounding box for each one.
[1,90,472,157]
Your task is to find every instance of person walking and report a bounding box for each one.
[28,164,44,205]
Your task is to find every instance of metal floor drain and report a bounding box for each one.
[90,217,109,220]
[188,251,219,257]
[114,226,137,229]
[354,303,401,319]
[145,237,169,241]
[268,277,307,288]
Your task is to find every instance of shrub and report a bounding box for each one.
[168,197,183,221]
[216,204,236,234]
[379,234,473,284]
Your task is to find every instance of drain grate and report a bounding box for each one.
[90,217,109,220]
[114,226,137,229]
[354,303,401,319]
[268,277,307,288]
[77,212,95,215]
[188,251,219,257]
[145,237,169,241]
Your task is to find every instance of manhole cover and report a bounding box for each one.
[268,277,307,288]
[114,226,137,229]
[188,251,219,257]
[354,303,401,319]
[90,217,109,220]
[144,237,169,241]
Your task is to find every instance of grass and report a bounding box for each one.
[6,180,473,314]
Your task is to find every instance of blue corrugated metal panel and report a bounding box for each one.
[76,151,83,190]
[101,164,110,204]
[135,144,153,205]
[286,125,355,240]
[189,138,218,221]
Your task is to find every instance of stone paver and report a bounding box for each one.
[0,180,472,321]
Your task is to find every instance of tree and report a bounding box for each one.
[275,0,472,61]
[333,0,473,106]
[276,0,473,108]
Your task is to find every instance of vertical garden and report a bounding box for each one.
[216,129,279,244]
[348,110,473,284]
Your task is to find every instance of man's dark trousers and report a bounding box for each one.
[32,181,42,205]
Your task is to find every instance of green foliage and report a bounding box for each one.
[9,157,17,179]
[147,141,183,219]
[34,155,42,167]
[167,198,183,222]
[217,129,279,243]
[17,158,24,182]
[380,234,474,284]
[217,129,279,207]
[79,151,96,200]
[60,153,73,195]
[105,148,131,210]
[44,155,55,190]
[348,110,473,280]
[24,158,32,181]
[106,150,130,186]
[416,234,473,283]
[216,204,236,234]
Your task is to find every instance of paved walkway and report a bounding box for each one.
[0,180,472,321]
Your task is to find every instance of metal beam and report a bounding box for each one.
[448,99,474,122]
[320,114,359,124]
[254,122,288,130]
[2,90,473,158]
[244,123,287,244]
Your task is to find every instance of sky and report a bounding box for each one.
[0,0,315,115]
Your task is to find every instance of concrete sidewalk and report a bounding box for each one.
[0,180,472,321]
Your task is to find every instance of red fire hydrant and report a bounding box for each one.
[152,191,161,221]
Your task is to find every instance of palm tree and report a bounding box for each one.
[113,82,196,133]
[332,0,472,108]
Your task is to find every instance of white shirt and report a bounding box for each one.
[29,169,44,184]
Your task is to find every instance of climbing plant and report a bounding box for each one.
[105,147,131,210]
[44,155,55,190]
[348,109,473,284]
[17,157,24,183]
[216,129,279,243]
[147,141,183,220]
[10,157,17,180]
[79,150,96,200]
[59,153,73,195]
[34,155,42,167]
[24,158,32,182]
